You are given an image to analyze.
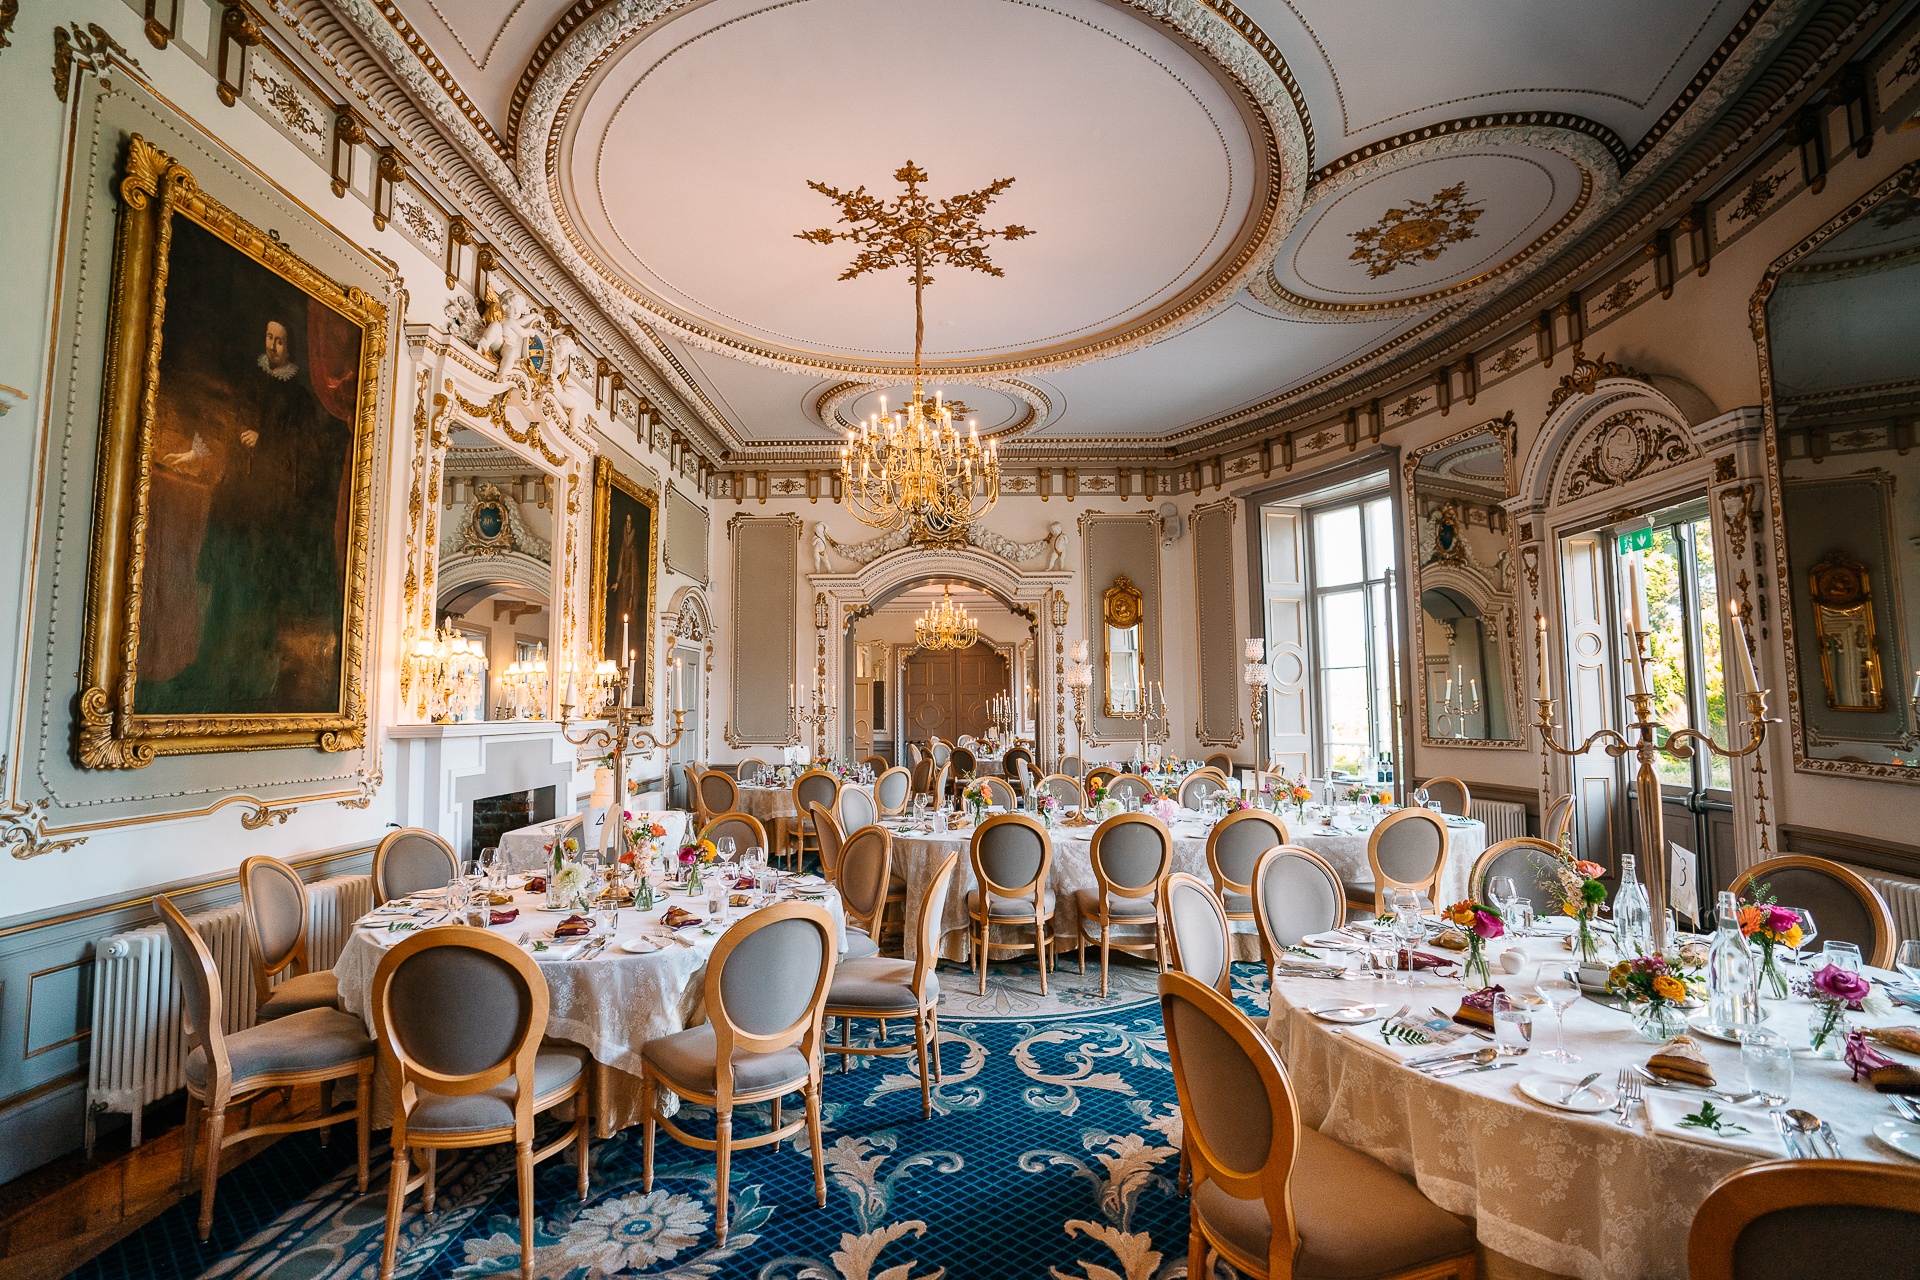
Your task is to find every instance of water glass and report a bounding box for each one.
[1897,939,1920,986]
[1820,941,1863,973]
[1370,943,1400,981]
[1534,963,1582,1064]
[1789,910,1818,967]
[1492,993,1532,1048]
[1742,1029,1793,1105]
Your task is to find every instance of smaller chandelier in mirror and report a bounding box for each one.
[916,585,979,651]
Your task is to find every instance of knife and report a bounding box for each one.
[1430,1061,1516,1080]
[1820,1121,1842,1158]
[1770,1110,1804,1158]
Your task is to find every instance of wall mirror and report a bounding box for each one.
[435,425,558,720]
[1758,166,1920,781]
[1103,573,1145,717]
[1404,417,1524,747]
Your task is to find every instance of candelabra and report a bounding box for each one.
[1534,599,1772,955]
[1434,678,1482,739]
[1137,679,1167,764]
[986,692,1014,739]
[408,627,485,723]
[499,651,550,719]
[793,681,837,759]
[1244,638,1270,776]
[560,659,687,871]
[1064,641,1092,758]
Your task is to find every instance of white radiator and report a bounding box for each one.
[1470,799,1529,844]
[1856,869,1920,946]
[84,873,372,1154]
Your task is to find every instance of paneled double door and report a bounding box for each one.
[903,643,1008,748]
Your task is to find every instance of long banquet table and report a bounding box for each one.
[1262,924,1914,1280]
[334,871,847,1135]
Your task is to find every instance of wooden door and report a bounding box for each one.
[1559,533,1619,874]
[1261,507,1310,777]
[904,643,1008,747]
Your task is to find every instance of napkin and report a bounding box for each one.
[1646,1035,1715,1087]
[1642,1093,1784,1157]
[489,908,519,926]
[530,936,593,960]
[1452,986,1504,1031]
[1270,957,1348,979]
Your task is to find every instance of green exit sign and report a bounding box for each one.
[1617,528,1653,553]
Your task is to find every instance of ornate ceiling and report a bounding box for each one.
[345,0,1812,455]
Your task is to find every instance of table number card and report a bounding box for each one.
[1669,843,1699,925]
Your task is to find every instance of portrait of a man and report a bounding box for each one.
[590,457,657,711]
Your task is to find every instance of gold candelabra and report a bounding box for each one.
[1064,642,1092,759]
[1533,599,1772,955]
[560,663,688,870]
[793,680,837,759]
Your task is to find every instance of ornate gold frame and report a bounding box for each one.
[1102,573,1146,719]
[78,136,383,767]
[589,455,659,717]
[1807,550,1888,713]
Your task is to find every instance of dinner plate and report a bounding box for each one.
[1307,1002,1386,1023]
[1872,1120,1920,1163]
[619,935,666,954]
[1519,1073,1616,1114]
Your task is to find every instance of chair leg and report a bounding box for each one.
[976,917,989,996]
[773,1095,783,1130]
[516,1140,534,1280]
[805,1079,826,1206]
[319,1079,333,1147]
[841,1015,852,1073]
[714,1110,733,1245]
[930,1008,943,1082]
[196,1104,226,1240]
[357,1066,374,1192]
[179,1096,200,1192]
[914,1013,931,1118]
[575,1086,591,1201]
[1188,1223,1208,1280]
[1036,919,1049,996]
[1078,929,1086,975]
[423,1148,438,1214]
[1177,1144,1190,1194]
[379,1145,410,1280]
[641,1071,657,1193]
[1100,929,1111,998]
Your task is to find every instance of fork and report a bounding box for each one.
[1613,1069,1635,1127]
[1892,1096,1920,1123]
[1614,1069,1642,1129]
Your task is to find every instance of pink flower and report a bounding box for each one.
[1764,905,1799,934]
[1470,910,1504,941]
[1812,963,1871,1006]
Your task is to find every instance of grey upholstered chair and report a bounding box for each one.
[1542,793,1574,847]
[553,815,586,855]
[1347,809,1449,914]
[736,757,770,784]
[239,855,341,1022]
[874,766,912,816]
[370,926,590,1280]
[949,747,977,787]
[1075,813,1172,994]
[696,769,739,825]
[862,754,889,775]
[836,823,895,960]
[910,756,935,797]
[1015,757,1035,796]
[1164,872,1232,998]
[789,769,841,869]
[1106,773,1156,803]
[1420,776,1471,818]
[809,802,848,886]
[981,777,1018,810]
[966,814,1056,995]
[1731,856,1898,968]
[667,761,695,811]
[1687,1157,1920,1280]
[700,811,768,859]
[373,828,460,906]
[823,852,960,1116]
[1251,846,1346,982]
[1177,771,1229,809]
[1003,746,1035,791]
[1471,837,1562,914]
[1206,809,1289,930]
[1204,753,1234,774]
[157,894,373,1242]
[930,762,953,807]
[1039,773,1086,808]
[930,739,952,767]
[837,783,878,836]
[908,742,926,769]
[1160,970,1475,1280]
[642,902,838,1243]
[1058,754,1084,779]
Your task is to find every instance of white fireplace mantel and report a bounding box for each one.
[389,721,584,857]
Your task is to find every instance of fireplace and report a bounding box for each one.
[472,785,555,854]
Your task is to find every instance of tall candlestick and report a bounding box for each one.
[1536,613,1552,702]
[1727,600,1761,694]
[1628,559,1647,635]
[622,614,630,668]
[626,648,636,704]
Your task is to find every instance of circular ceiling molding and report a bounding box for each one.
[1252,124,1620,321]
[813,379,1048,438]
[531,0,1309,384]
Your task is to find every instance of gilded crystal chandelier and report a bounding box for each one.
[915,585,980,651]
[798,162,1032,542]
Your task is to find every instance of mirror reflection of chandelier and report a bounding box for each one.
[799,162,1031,542]
[916,585,980,651]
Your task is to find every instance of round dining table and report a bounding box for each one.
[1261,923,1916,1280]
[883,807,1484,963]
[333,871,847,1135]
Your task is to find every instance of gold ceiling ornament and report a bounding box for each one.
[915,585,981,651]
[1349,182,1484,278]
[798,161,1032,540]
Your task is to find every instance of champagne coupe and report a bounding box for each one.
[1535,963,1583,1063]
[1789,909,1818,971]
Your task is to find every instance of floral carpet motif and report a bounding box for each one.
[71,960,1273,1280]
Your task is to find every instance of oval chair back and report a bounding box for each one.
[910,757,935,796]
[1107,774,1155,803]
[837,784,878,836]
[1251,846,1345,956]
[950,747,977,779]
[667,762,694,812]
[874,767,912,815]
[1470,837,1562,914]
[931,740,952,767]
[970,814,1052,903]
[707,903,837,1082]
[1015,758,1034,795]
[697,770,739,824]
[736,758,769,784]
[1420,776,1471,817]
[1204,753,1234,774]
[1687,1157,1920,1280]
[239,855,313,1005]
[373,828,460,906]
[793,769,840,815]
[1164,873,1232,997]
[982,777,1017,810]
[862,754,889,775]
[154,894,231,1092]
[1730,855,1898,967]
[1177,771,1228,809]
[1084,765,1119,792]
[808,803,846,883]
[1542,793,1575,847]
[1003,746,1034,782]
[908,743,925,768]
[1081,813,1173,992]
[1206,809,1289,916]
[1040,774,1086,808]
[913,853,962,994]
[1058,754,1084,779]
[930,762,952,804]
[700,812,767,858]
[837,826,894,938]
[1366,808,1449,912]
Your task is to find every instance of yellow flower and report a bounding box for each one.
[1561,902,1578,917]
[1781,926,1803,948]
[1652,975,1686,1002]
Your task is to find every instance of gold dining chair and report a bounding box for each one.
[1688,1158,1920,1280]
[824,852,960,1117]
[1469,837,1561,914]
[862,753,890,775]
[696,769,739,827]
[371,927,591,1280]
[1084,765,1120,794]
[837,783,878,836]
[239,854,342,1021]
[910,756,935,797]
[372,828,460,907]
[788,768,841,870]
[641,902,838,1244]
[1206,808,1290,943]
[1204,753,1235,774]
[1250,845,1346,984]
[835,822,897,958]
[1730,855,1898,967]
[700,811,768,858]
[157,894,374,1243]
[1346,808,1450,915]
[1075,812,1173,995]
[981,776,1018,810]
[1541,793,1574,847]
[1177,771,1229,810]
[1057,753,1084,779]
[1164,873,1233,1000]
[1419,776,1472,818]
[874,766,913,816]
[1106,773,1157,804]
[967,813,1056,995]
[736,757,770,784]
[1039,773,1087,809]
[1161,970,1475,1280]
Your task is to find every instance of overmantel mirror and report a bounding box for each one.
[1757,162,1920,783]
[1103,573,1145,717]
[1404,416,1524,747]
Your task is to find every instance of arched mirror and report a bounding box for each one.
[1103,573,1144,717]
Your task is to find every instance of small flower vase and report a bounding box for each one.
[1627,999,1689,1043]
[1808,1004,1848,1058]
[544,865,570,912]
[1296,801,1309,824]
[970,799,984,827]
[688,861,703,894]
[1759,948,1791,1001]
[637,875,654,911]
[1573,913,1603,965]
[1462,936,1491,989]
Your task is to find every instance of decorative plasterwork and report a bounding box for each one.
[1556,409,1699,504]
[1349,183,1484,278]
[820,521,1060,569]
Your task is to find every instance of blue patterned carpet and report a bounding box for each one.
[70,960,1273,1280]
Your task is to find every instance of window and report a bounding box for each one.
[1616,503,1730,792]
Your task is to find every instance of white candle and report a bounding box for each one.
[626,649,636,703]
[622,614,629,665]
[673,657,682,712]
[1536,614,1552,701]
[1728,600,1761,694]
[1469,679,1478,702]
[1626,626,1648,696]
[1912,669,1920,700]
[1628,559,1646,635]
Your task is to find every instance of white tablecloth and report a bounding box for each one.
[738,784,798,823]
[1261,929,1913,1280]
[334,874,846,1134]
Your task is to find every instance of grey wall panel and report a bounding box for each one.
[666,486,710,585]
[1083,514,1163,743]
[1193,504,1242,745]
[730,516,799,743]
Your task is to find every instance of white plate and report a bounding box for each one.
[1519,1073,1617,1114]
[619,935,666,955]
[1872,1120,1920,1163]
[1308,1002,1387,1023]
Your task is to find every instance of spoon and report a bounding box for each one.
[1423,1048,1499,1074]
[1562,1072,1604,1104]
[1784,1109,1833,1157]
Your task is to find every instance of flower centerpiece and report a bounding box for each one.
[1536,848,1609,963]
[542,836,587,911]
[1090,783,1121,820]
[961,780,988,826]
[1606,952,1701,1041]
[1442,898,1504,987]
[678,838,719,891]
[1799,963,1893,1057]
[1033,791,1058,827]
[1736,901,1803,999]
[1285,775,1313,822]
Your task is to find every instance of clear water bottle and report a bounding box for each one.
[1614,854,1650,956]
[1705,889,1760,1038]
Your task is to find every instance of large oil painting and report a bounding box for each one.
[589,457,658,714]
[79,137,381,767]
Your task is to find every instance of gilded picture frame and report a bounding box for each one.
[78,136,384,767]
[589,456,660,715]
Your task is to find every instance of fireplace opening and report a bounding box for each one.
[472,785,555,855]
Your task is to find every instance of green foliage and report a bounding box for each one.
[1678,1100,1749,1135]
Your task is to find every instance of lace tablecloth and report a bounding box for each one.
[737,785,798,823]
[1262,930,1912,1280]
[334,876,846,1134]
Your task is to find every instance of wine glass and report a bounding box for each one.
[1895,939,1920,986]
[1821,940,1863,973]
[1390,889,1422,984]
[1488,876,1518,924]
[1412,787,1430,809]
[1534,962,1583,1064]
[1787,909,1817,971]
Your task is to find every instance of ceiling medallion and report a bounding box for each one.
[800,161,1031,542]
[915,585,980,651]
[1349,183,1484,278]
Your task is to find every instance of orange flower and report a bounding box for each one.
[1652,975,1687,1002]
[1573,860,1605,879]
[1737,905,1764,937]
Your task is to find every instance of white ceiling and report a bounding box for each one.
[373,0,1783,450]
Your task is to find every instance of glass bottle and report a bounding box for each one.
[1614,853,1650,957]
[1705,889,1760,1039]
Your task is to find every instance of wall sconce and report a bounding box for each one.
[1050,591,1069,629]
[409,628,485,723]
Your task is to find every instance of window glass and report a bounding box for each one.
[1314,505,1364,585]
[1365,498,1397,574]
[1691,517,1732,790]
